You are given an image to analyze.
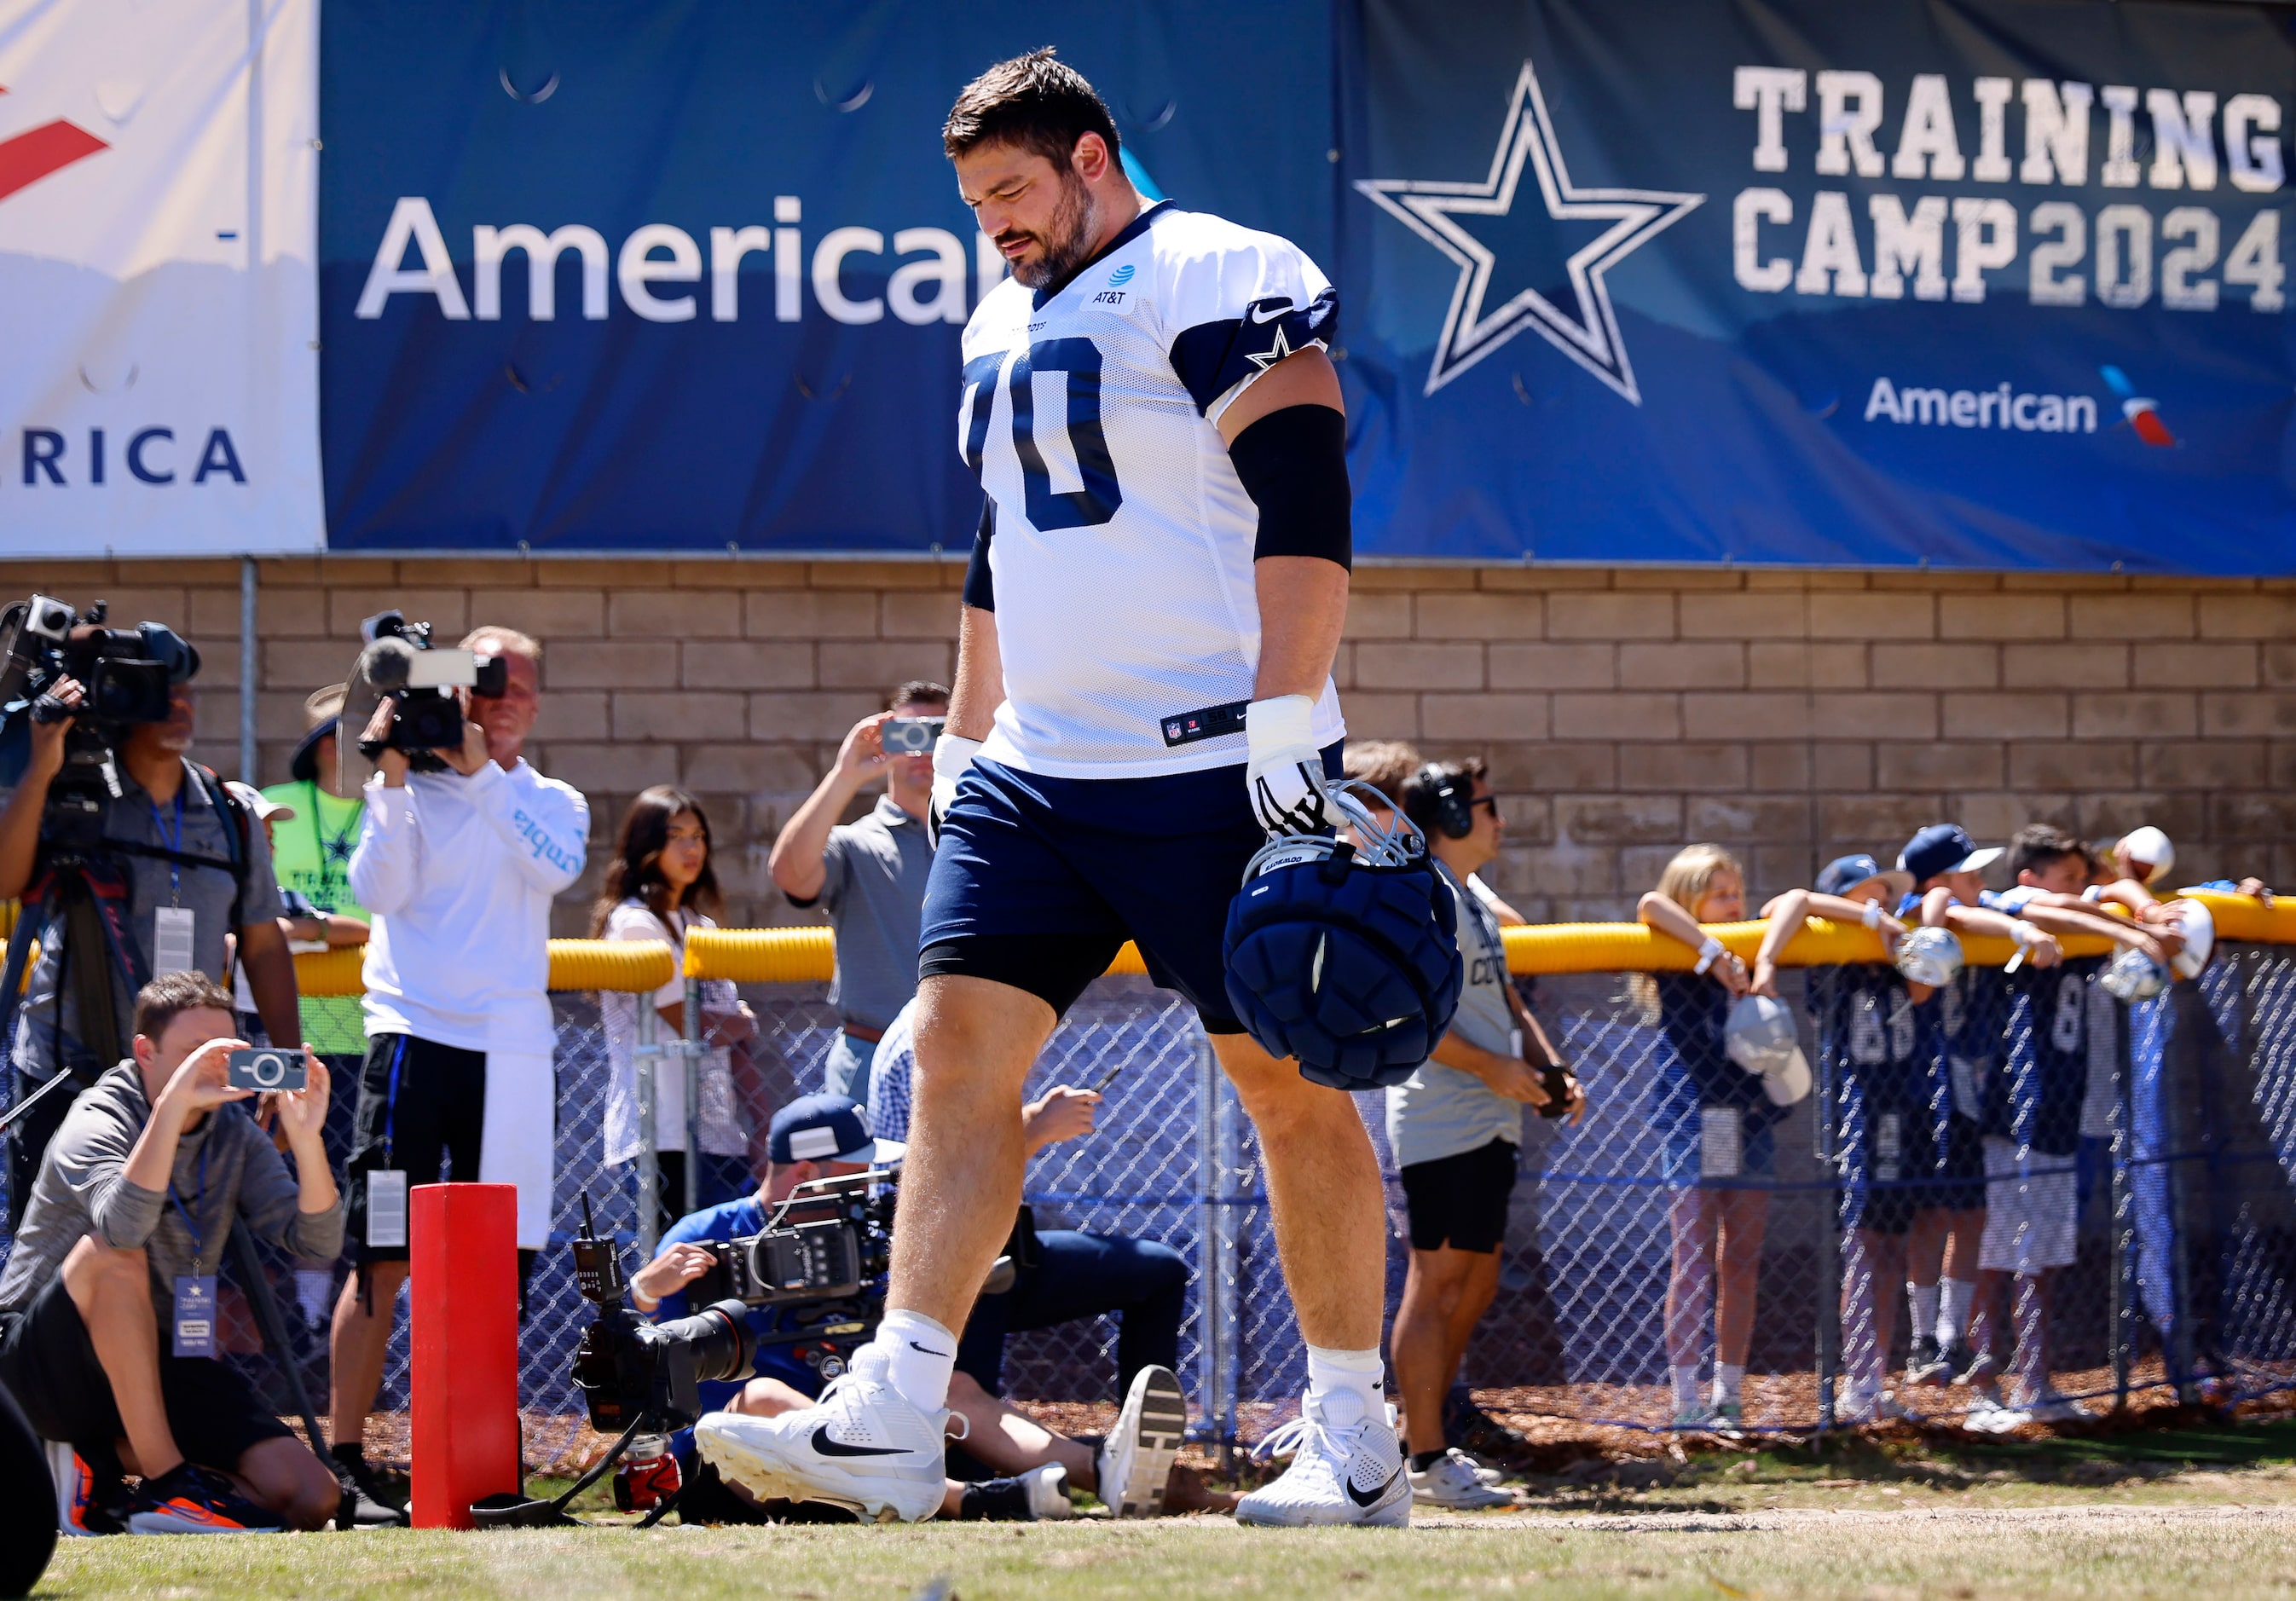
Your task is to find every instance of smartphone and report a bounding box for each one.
[227,1047,308,1093]
[881,716,944,755]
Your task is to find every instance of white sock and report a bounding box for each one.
[1713,1363,1745,1405]
[1909,1282,1940,1345]
[1672,1365,1703,1413]
[1940,1278,1976,1345]
[1304,1345,1384,1425]
[873,1308,958,1414]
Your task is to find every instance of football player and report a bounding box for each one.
[697,50,1397,1526]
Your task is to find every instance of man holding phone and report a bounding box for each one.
[768,682,949,1097]
[0,972,343,1535]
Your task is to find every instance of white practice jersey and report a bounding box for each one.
[959,200,1346,778]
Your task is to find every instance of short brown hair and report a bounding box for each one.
[1401,756,1489,836]
[133,971,234,1043]
[2007,823,2085,881]
[461,624,541,664]
[888,680,951,713]
[943,49,1120,165]
[1342,740,1425,807]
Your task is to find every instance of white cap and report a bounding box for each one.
[223,780,295,824]
[2118,825,2174,885]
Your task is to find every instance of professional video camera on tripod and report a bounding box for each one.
[0,595,298,1199]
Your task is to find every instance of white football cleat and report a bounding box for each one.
[1096,1365,1188,1518]
[1234,1390,1409,1528]
[693,1344,948,1523]
[1408,1448,1514,1509]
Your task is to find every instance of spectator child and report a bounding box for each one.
[591,787,762,1239]
[1635,846,1808,1427]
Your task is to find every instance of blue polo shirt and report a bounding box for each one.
[654,1196,824,1406]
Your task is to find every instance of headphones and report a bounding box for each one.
[1409,763,1478,840]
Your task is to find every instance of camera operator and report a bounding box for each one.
[0,657,301,1205]
[864,1000,1190,1410]
[0,973,341,1534]
[767,682,947,1097]
[631,1095,1218,1521]
[327,624,589,1508]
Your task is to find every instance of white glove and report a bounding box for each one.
[1244,695,1331,837]
[928,734,981,850]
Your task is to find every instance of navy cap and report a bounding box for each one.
[1897,824,2004,886]
[1815,853,1912,902]
[766,1093,902,1167]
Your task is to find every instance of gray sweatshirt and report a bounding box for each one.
[0,1062,345,1316]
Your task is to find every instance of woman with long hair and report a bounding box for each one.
[592,786,759,1234]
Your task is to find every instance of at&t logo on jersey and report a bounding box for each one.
[1108,263,1136,286]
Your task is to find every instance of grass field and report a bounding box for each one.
[37,1416,2296,1600]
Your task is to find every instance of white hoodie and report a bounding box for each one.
[350,759,589,1055]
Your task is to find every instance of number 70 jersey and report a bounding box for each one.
[957,200,1347,779]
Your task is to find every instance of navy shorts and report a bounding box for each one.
[919,743,1342,1028]
[1923,1112,1988,1213]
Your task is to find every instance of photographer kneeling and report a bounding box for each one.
[0,621,302,1204]
[0,974,342,1534]
[633,1095,1220,1521]
[327,622,589,1508]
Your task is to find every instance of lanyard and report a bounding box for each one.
[147,787,185,903]
[167,1143,209,1253]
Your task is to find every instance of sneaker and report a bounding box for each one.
[1670,1402,1721,1430]
[1234,1391,1408,1529]
[331,1445,410,1511]
[126,1463,285,1534]
[1096,1365,1187,1518]
[1907,1338,1962,1387]
[2010,1386,2086,1425]
[49,1444,125,1536]
[1408,1448,1512,1509]
[1020,1463,1073,1521]
[1959,1394,2027,1435]
[1953,1346,2001,1390]
[1707,1398,1746,1434]
[1838,1389,1910,1425]
[693,1344,948,1523]
[1448,1400,1534,1465]
[1902,1336,1940,1386]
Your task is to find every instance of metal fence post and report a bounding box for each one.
[683,977,704,1217]
[2108,997,2134,1409]
[1194,1021,1239,1467]
[1813,969,1840,1435]
[634,1003,661,1263]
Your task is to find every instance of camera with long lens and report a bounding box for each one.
[346,610,508,771]
[0,595,201,847]
[570,1170,901,1436]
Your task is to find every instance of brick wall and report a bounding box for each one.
[9,556,2289,932]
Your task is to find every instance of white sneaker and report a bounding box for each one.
[1838,1388,1909,1425]
[2010,1387,2086,1425]
[1096,1365,1188,1518]
[693,1345,948,1523]
[1234,1391,1409,1528]
[1408,1448,1513,1509]
[1020,1463,1072,1521]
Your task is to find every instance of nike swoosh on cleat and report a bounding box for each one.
[811,1425,910,1458]
[908,1341,952,1357]
[1346,1471,1398,1507]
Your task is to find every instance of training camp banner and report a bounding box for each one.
[0,0,322,557]
[325,0,2292,569]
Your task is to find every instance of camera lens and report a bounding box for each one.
[39,607,67,631]
[252,1052,285,1088]
[655,1301,753,1384]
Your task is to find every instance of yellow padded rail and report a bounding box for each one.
[280,887,2288,995]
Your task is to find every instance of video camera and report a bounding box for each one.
[569,1170,899,1436]
[0,595,200,841]
[344,610,508,775]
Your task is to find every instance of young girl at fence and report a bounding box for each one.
[592,787,765,1238]
[1636,844,1808,1428]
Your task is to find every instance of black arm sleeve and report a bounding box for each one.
[962,498,995,611]
[1225,404,1351,569]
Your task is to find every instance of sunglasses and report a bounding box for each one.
[1468,795,1501,816]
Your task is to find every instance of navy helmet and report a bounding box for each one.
[1223,783,1465,1091]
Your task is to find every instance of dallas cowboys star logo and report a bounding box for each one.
[1357,57,1703,404]
[1245,321,1295,373]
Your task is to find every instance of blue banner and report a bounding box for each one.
[324,1,2296,570]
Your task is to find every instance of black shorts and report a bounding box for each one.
[0,1277,289,1472]
[345,1032,487,1264]
[1397,1137,1518,1254]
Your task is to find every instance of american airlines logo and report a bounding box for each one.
[356,196,1009,326]
[0,82,108,204]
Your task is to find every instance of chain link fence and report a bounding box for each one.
[6,943,2296,1472]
